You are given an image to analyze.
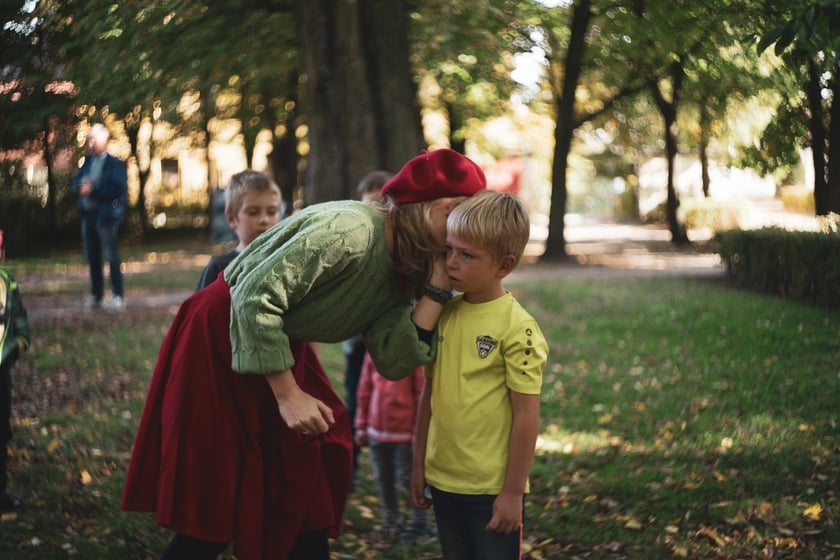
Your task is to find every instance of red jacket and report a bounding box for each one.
[355,353,424,443]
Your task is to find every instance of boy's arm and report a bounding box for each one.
[410,375,433,510]
[486,391,540,533]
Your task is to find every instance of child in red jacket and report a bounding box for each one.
[355,354,432,545]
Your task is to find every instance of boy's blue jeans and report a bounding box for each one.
[430,486,523,560]
[81,216,123,300]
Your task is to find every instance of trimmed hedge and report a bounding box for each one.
[715,227,840,310]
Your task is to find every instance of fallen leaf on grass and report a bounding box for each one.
[724,512,748,525]
[754,501,774,520]
[772,537,798,549]
[696,526,727,547]
[47,438,61,454]
[802,503,822,521]
[624,518,643,530]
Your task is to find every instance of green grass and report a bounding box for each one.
[1,248,838,559]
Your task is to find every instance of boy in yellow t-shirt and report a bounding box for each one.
[410,190,548,559]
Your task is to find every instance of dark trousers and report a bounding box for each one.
[160,530,330,560]
[343,337,366,481]
[431,487,524,560]
[1,364,12,494]
[81,215,123,300]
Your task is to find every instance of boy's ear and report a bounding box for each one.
[496,254,517,279]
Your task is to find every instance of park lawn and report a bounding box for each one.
[0,250,838,559]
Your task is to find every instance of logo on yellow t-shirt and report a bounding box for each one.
[476,335,498,358]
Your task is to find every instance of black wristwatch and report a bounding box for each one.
[423,283,453,305]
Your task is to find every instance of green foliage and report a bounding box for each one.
[757,0,840,60]
[411,0,522,148]
[715,227,840,308]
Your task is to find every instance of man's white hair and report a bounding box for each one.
[89,123,110,141]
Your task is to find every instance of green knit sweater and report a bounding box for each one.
[225,200,433,380]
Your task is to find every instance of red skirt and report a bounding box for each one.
[121,276,352,559]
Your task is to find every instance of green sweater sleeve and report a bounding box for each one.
[362,305,436,380]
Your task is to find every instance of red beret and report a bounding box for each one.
[381,148,486,204]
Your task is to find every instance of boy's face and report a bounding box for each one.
[229,191,281,248]
[445,233,513,303]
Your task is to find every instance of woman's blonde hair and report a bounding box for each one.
[225,170,281,220]
[382,197,439,296]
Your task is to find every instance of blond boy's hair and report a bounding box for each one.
[447,190,530,263]
[225,170,281,220]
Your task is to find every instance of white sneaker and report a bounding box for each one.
[105,295,125,312]
[83,295,101,309]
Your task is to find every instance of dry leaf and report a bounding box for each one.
[696,526,727,547]
[672,545,688,558]
[47,438,60,454]
[803,503,822,521]
[625,518,643,530]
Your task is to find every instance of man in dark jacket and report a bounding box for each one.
[72,123,128,311]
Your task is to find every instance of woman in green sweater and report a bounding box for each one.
[122,148,486,560]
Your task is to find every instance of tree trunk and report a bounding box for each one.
[139,119,153,236]
[445,101,466,155]
[240,83,259,169]
[262,84,299,215]
[43,117,57,244]
[298,0,375,204]
[358,0,423,171]
[650,64,689,245]
[543,0,593,261]
[297,0,420,205]
[807,58,829,215]
[123,120,150,238]
[199,87,216,233]
[826,65,840,214]
[699,105,711,198]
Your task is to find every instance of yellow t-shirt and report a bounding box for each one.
[425,291,547,495]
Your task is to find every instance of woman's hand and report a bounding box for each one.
[265,369,334,435]
[428,252,451,291]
